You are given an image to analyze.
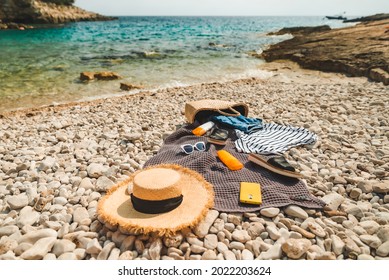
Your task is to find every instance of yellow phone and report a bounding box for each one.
[239,182,262,205]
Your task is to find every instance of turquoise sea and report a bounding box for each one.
[0,16,352,112]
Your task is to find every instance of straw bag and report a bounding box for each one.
[185,99,249,124]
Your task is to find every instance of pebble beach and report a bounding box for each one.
[0,62,388,260]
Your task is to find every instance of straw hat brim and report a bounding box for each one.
[97,164,214,236]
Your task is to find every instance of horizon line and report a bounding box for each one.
[101,14,364,17]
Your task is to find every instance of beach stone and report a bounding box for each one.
[260,207,280,218]
[74,248,86,260]
[38,156,56,172]
[358,254,375,260]
[373,182,389,194]
[314,252,336,260]
[80,72,95,81]
[97,242,115,260]
[344,205,363,218]
[227,214,243,226]
[17,206,39,227]
[282,238,311,259]
[204,234,218,250]
[190,244,207,254]
[333,176,347,185]
[18,229,58,244]
[331,235,345,255]
[232,230,251,243]
[124,133,142,141]
[377,226,389,242]
[87,163,106,178]
[224,223,235,232]
[284,205,308,219]
[359,235,382,249]
[20,237,56,260]
[202,250,217,260]
[267,226,281,240]
[307,222,326,238]
[0,226,19,237]
[43,253,57,260]
[321,192,344,210]
[119,251,134,260]
[290,225,315,239]
[96,176,115,192]
[194,210,219,238]
[14,243,32,256]
[376,241,389,257]
[357,181,373,193]
[135,239,145,254]
[149,238,162,260]
[217,242,229,253]
[163,233,183,248]
[186,236,203,246]
[258,244,282,260]
[52,239,77,257]
[359,221,380,235]
[86,238,102,255]
[167,247,183,256]
[229,241,245,251]
[223,250,236,260]
[73,207,90,225]
[79,178,95,190]
[343,236,362,257]
[120,83,143,91]
[375,212,389,224]
[58,253,78,260]
[53,197,67,206]
[94,71,121,80]
[242,249,254,260]
[7,194,29,210]
[247,222,265,239]
[0,237,18,255]
[350,188,362,199]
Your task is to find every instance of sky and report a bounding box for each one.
[75,0,389,16]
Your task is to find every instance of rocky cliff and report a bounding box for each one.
[0,0,113,25]
[262,19,389,85]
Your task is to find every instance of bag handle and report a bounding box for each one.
[216,107,241,117]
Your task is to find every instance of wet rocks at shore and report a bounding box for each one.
[0,20,33,30]
[262,18,389,85]
[80,71,122,81]
[0,71,388,260]
[0,0,114,25]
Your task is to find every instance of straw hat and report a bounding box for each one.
[97,164,214,236]
[185,99,249,124]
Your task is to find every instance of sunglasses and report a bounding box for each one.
[181,141,206,154]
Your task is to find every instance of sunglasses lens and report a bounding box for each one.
[182,145,194,154]
[195,142,205,151]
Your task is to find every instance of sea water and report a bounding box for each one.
[0,16,352,111]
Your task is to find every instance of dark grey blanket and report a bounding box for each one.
[145,125,325,212]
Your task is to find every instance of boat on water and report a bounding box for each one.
[325,15,347,20]
[325,12,347,20]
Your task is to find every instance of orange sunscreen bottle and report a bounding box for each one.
[217,150,244,171]
[192,121,215,136]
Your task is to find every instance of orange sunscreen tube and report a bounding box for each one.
[217,150,244,171]
[192,121,215,136]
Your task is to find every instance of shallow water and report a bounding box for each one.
[0,16,352,112]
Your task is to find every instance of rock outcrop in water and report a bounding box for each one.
[0,0,113,27]
[262,19,389,85]
[344,13,389,23]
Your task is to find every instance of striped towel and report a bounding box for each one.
[235,123,317,154]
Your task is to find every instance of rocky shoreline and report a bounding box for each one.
[0,65,388,260]
[0,0,114,29]
[262,18,389,85]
